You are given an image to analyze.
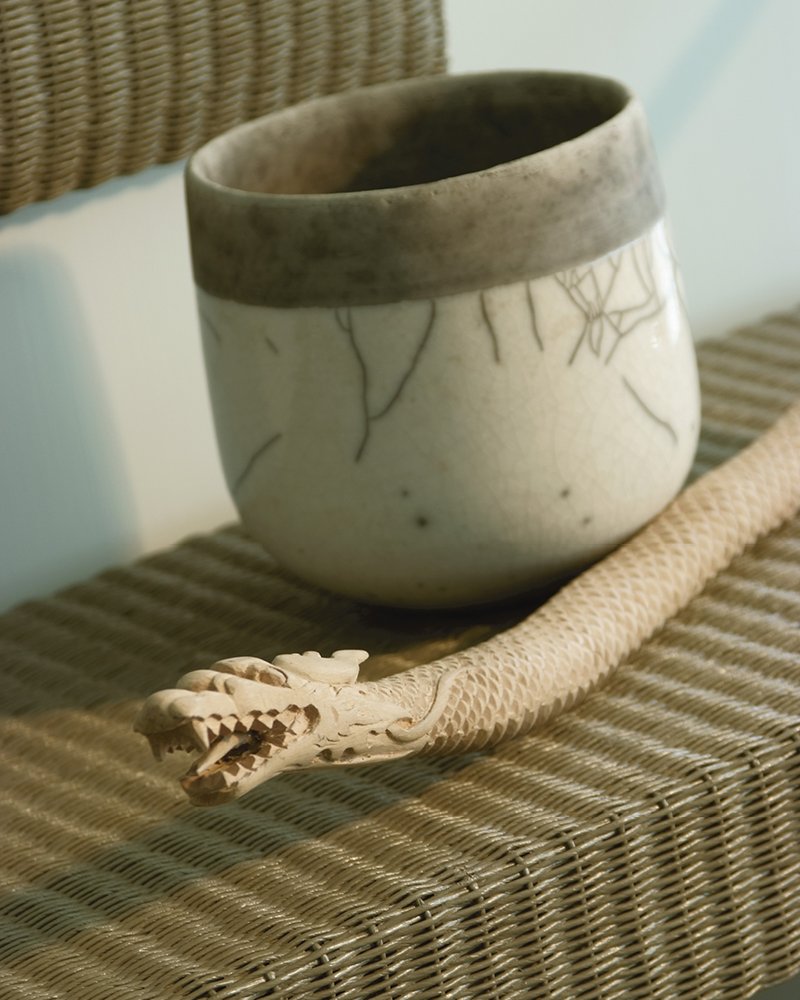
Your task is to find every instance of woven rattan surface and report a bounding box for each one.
[0,0,446,214]
[2,311,800,998]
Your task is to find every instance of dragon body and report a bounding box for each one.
[135,401,800,805]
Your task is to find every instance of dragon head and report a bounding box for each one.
[134,650,421,805]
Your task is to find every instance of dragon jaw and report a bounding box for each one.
[133,651,420,805]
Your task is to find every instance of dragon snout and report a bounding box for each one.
[132,649,391,806]
[133,677,322,805]
[134,687,242,768]
[133,689,239,737]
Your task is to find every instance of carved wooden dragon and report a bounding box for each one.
[135,401,800,806]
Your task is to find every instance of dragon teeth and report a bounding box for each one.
[292,715,309,736]
[149,719,215,760]
[202,767,241,787]
[194,731,248,774]
[217,717,238,737]
[192,720,210,749]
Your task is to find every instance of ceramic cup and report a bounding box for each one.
[186,71,699,609]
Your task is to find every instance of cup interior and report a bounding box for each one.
[194,73,630,198]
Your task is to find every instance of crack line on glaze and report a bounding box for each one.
[201,306,281,358]
[479,291,501,363]
[220,223,682,484]
[605,243,663,365]
[198,307,222,345]
[556,237,667,367]
[526,282,544,351]
[622,377,678,445]
[372,300,437,421]
[233,432,283,495]
[338,301,437,462]
[336,307,371,461]
[557,256,622,365]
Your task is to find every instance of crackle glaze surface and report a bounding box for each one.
[198,218,699,607]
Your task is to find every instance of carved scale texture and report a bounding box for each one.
[371,399,800,752]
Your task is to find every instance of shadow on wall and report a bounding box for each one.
[0,245,139,610]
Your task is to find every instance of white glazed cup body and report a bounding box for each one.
[186,71,700,608]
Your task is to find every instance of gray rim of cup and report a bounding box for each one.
[186,70,665,308]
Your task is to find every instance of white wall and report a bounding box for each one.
[1,0,799,609]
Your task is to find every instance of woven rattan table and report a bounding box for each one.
[1,312,799,999]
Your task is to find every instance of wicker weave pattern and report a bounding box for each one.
[1,311,800,998]
[0,0,446,214]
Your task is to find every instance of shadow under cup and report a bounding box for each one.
[186,71,699,609]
